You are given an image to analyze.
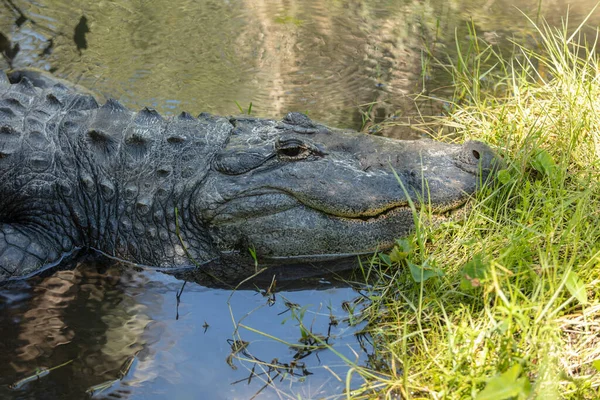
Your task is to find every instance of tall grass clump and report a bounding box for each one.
[345,15,600,400]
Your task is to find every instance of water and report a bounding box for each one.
[0,0,599,398]
[2,0,598,136]
[0,258,367,399]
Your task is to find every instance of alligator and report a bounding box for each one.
[0,69,499,284]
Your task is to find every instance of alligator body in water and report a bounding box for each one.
[0,69,498,284]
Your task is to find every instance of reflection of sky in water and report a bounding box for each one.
[0,262,366,399]
[131,272,365,399]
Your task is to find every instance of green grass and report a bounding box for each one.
[341,13,600,400]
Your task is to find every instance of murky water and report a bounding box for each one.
[0,257,368,399]
[1,0,599,398]
[2,0,599,134]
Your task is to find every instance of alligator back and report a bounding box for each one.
[0,70,231,280]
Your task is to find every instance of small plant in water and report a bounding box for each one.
[235,100,253,115]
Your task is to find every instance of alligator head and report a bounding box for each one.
[197,113,498,273]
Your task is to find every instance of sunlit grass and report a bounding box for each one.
[340,11,600,400]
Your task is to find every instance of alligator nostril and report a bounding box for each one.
[472,150,480,160]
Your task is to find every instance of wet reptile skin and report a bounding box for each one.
[0,69,498,283]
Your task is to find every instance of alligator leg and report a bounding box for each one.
[0,224,67,281]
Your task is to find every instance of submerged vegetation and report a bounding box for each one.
[340,13,600,399]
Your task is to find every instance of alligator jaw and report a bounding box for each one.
[211,183,471,224]
[250,199,472,265]
[210,189,474,266]
[336,197,470,223]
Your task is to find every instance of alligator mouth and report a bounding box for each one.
[258,201,471,263]
[212,189,473,265]
[212,188,471,224]
[344,205,411,222]
[334,197,469,223]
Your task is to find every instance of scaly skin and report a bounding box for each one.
[0,69,499,283]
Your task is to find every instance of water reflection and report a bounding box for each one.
[0,31,19,66]
[1,0,594,138]
[0,257,366,399]
[1,0,598,137]
[73,16,89,55]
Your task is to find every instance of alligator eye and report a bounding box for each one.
[276,138,311,160]
[280,147,303,157]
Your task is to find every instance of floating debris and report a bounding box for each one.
[85,379,120,397]
[9,359,73,390]
[85,352,139,397]
[226,339,250,369]
[9,368,49,390]
[117,353,137,380]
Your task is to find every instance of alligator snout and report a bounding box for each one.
[455,140,501,181]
